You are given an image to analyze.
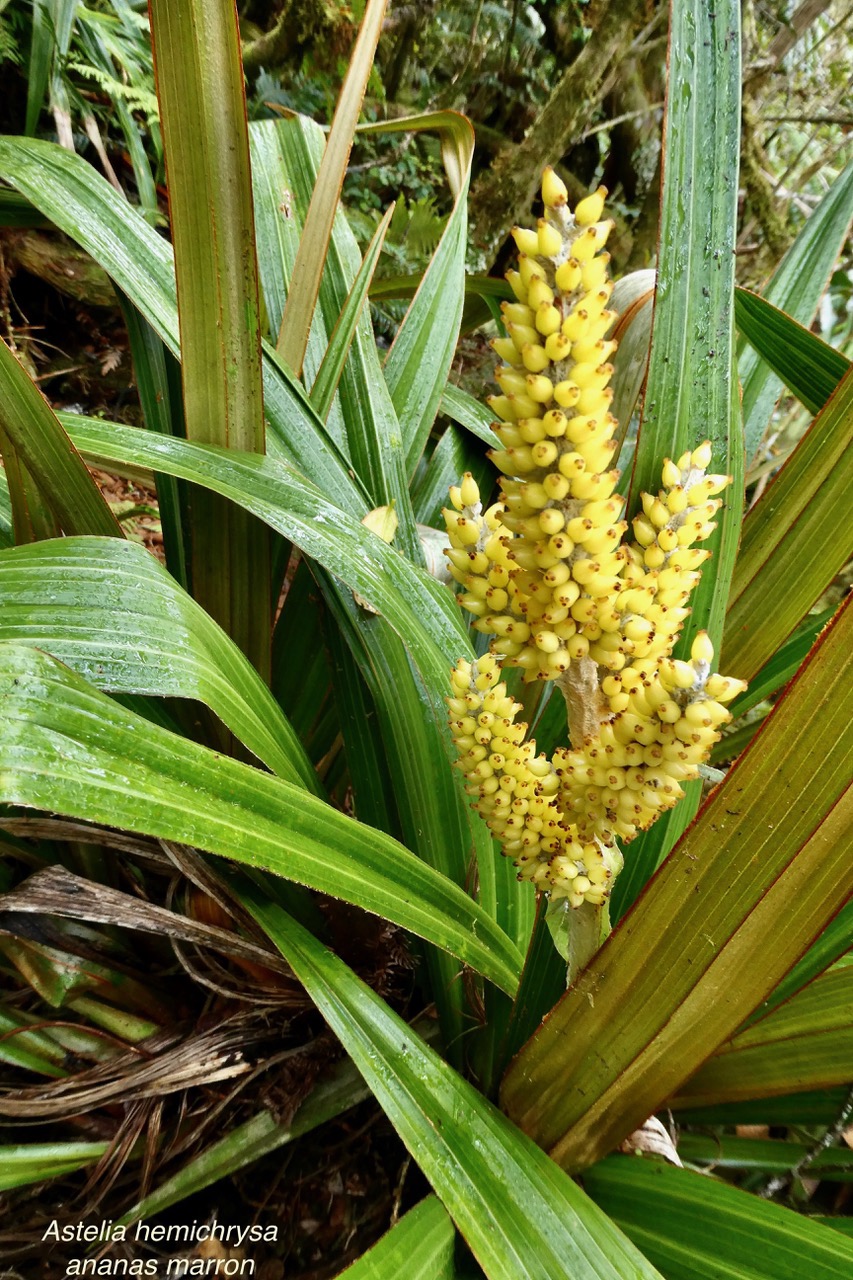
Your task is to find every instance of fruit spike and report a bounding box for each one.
[441,174,746,905]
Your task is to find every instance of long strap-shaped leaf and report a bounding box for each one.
[753,897,853,1022]
[336,1198,457,1280]
[148,0,269,672]
[237,887,664,1280]
[0,537,318,792]
[0,338,120,537]
[723,363,853,678]
[0,644,521,994]
[737,290,850,414]
[276,0,387,376]
[583,1156,853,1280]
[313,570,482,1056]
[372,111,474,478]
[501,595,853,1170]
[0,1142,109,1192]
[255,116,421,562]
[739,159,853,459]
[605,0,744,911]
[672,963,853,1107]
[626,0,743,595]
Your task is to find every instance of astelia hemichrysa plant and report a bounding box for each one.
[443,171,746,932]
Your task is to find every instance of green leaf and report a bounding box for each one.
[0,420,62,544]
[27,0,78,136]
[0,337,121,538]
[148,0,269,673]
[501,596,853,1170]
[0,1142,109,1191]
[0,536,318,792]
[677,1133,853,1179]
[313,571,483,1054]
[723,366,853,680]
[237,891,664,1280]
[0,1005,69,1076]
[0,467,13,547]
[336,1198,457,1280]
[0,643,522,994]
[751,900,853,1023]
[149,0,264,455]
[411,424,492,529]
[320,600,398,832]
[309,203,394,421]
[61,417,468,680]
[583,1157,853,1280]
[270,559,334,748]
[440,384,501,449]
[735,289,851,417]
[276,0,387,375]
[739,160,853,459]
[376,112,475,476]
[673,965,853,1108]
[674,1088,850,1129]
[58,415,501,1048]
[117,296,189,588]
[615,0,743,897]
[258,116,421,562]
[626,0,743,617]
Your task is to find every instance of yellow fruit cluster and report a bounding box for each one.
[443,171,746,905]
[448,655,623,906]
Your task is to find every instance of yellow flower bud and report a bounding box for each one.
[516,418,546,444]
[506,270,527,302]
[512,226,540,257]
[495,372,530,402]
[535,303,563,337]
[576,385,613,415]
[554,381,581,409]
[444,179,745,901]
[574,185,607,226]
[525,375,554,404]
[661,458,682,488]
[542,409,568,437]
[537,220,564,257]
[544,332,573,362]
[519,256,547,288]
[691,440,713,469]
[580,255,610,293]
[561,308,590,341]
[509,323,539,353]
[705,674,747,702]
[690,631,715,666]
[492,337,523,366]
[555,259,582,293]
[460,473,481,508]
[541,167,568,208]
[521,344,551,373]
